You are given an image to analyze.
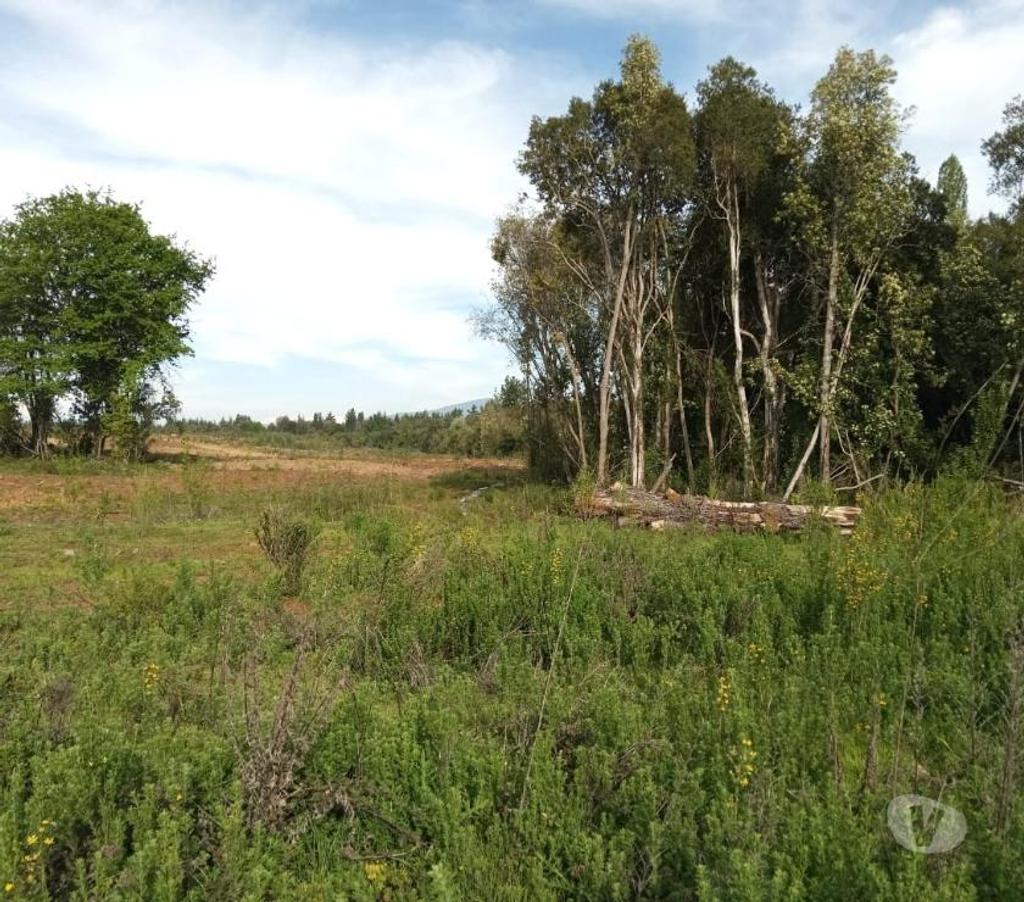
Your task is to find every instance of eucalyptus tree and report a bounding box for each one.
[782,48,913,496]
[482,211,597,474]
[519,35,695,486]
[696,57,789,494]
[485,37,1023,493]
[747,139,802,493]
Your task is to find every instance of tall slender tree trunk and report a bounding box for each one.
[726,187,754,496]
[596,214,634,486]
[672,348,695,488]
[629,325,646,488]
[665,287,695,489]
[704,349,717,483]
[557,334,589,472]
[754,254,783,494]
[28,392,53,458]
[661,397,671,467]
[819,224,840,487]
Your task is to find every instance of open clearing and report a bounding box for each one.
[0,438,523,610]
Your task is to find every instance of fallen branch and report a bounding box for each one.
[580,485,860,536]
[990,474,1024,493]
[459,483,502,513]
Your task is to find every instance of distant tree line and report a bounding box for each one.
[479,38,1024,496]
[0,189,213,459]
[169,376,527,457]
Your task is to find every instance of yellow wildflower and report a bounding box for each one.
[730,736,757,789]
[550,546,564,586]
[716,675,732,712]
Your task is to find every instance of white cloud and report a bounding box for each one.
[888,3,1024,215]
[0,0,571,415]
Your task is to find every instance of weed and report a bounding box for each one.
[255,508,319,596]
[180,451,212,520]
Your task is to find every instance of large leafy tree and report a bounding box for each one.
[695,57,790,494]
[0,189,213,455]
[481,210,599,478]
[973,97,1024,466]
[782,48,912,495]
[519,35,695,486]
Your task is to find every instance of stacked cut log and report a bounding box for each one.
[581,485,861,536]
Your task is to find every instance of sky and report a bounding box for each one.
[1,0,1022,421]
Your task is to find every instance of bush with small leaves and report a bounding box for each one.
[255,508,319,595]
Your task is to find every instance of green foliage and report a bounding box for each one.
[983,95,1024,212]
[254,507,320,596]
[484,37,1024,495]
[1,475,1023,897]
[0,397,22,456]
[179,451,213,521]
[0,188,212,457]
[938,154,970,228]
[105,366,179,462]
[696,56,785,193]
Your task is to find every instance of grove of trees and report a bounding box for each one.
[0,189,213,460]
[480,38,1024,497]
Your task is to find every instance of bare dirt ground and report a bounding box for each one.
[150,436,518,476]
[0,436,523,512]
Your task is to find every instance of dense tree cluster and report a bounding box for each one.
[0,189,213,459]
[480,38,1024,496]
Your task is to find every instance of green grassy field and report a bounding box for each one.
[1,443,1023,899]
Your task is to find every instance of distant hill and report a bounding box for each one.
[431,398,489,415]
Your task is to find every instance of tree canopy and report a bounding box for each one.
[482,39,1024,498]
[0,189,213,457]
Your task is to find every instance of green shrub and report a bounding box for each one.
[255,507,320,596]
[1,480,1023,897]
[179,451,212,520]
